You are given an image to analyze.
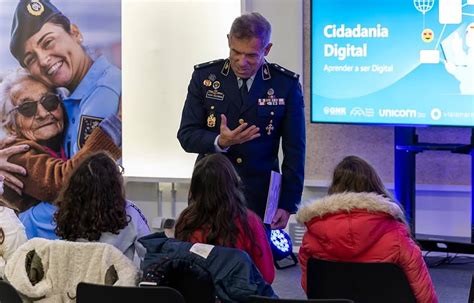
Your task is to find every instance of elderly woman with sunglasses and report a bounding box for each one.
[0,68,121,214]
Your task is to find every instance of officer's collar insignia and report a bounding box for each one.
[221,59,230,76]
[27,0,45,16]
[262,62,271,80]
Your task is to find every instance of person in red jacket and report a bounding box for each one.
[296,155,437,303]
[175,153,275,284]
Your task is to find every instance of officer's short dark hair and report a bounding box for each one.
[229,12,271,47]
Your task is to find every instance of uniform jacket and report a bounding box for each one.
[3,127,121,212]
[0,206,27,278]
[178,59,305,217]
[139,232,276,302]
[4,238,138,302]
[186,210,275,284]
[296,192,438,303]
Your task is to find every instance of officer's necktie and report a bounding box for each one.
[240,78,249,106]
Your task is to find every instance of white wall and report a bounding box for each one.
[122,0,240,179]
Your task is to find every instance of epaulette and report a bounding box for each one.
[269,63,300,79]
[194,59,225,70]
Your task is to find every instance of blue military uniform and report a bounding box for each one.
[178,59,305,218]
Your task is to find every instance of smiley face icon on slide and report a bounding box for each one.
[422,29,434,43]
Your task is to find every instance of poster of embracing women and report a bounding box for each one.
[0,0,121,219]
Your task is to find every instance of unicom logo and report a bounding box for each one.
[379,109,417,118]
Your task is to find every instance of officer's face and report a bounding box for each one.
[228,35,272,78]
[10,78,64,142]
[22,22,88,90]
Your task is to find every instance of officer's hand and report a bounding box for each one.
[218,114,260,148]
[270,208,291,229]
[0,136,28,195]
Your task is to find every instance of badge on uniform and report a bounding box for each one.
[207,113,216,128]
[212,81,220,90]
[265,120,274,135]
[27,0,45,16]
[206,90,225,101]
[203,79,212,87]
[78,115,103,149]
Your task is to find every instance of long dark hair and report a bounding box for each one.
[54,151,128,241]
[175,154,255,248]
[328,155,393,200]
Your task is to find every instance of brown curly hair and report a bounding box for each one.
[54,151,128,241]
[175,153,257,249]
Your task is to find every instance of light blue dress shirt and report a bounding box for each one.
[62,56,121,158]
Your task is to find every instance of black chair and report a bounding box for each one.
[0,280,23,303]
[76,282,186,303]
[307,258,417,303]
[247,295,354,302]
[468,274,474,303]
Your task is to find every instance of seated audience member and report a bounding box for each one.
[296,155,437,303]
[0,176,27,277]
[174,153,275,284]
[0,69,122,238]
[54,151,150,261]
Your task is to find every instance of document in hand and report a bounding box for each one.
[263,171,282,224]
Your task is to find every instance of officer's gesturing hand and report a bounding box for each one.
[218,114,260,148]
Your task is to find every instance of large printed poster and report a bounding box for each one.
[311,0,474,127]
[0,0,121,210]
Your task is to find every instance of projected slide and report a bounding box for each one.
[311,0,474,127]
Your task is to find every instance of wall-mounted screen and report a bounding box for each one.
[311,0,474,127]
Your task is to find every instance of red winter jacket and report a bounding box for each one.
[296,192,437,303]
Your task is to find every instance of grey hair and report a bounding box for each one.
[229,12,272,47]
[0,68,35,133]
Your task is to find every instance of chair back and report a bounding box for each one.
[76,282,186,303]
[247,295,354,302]
[468,274,474,303]
[307,258,417,303]
[0,280,22,303]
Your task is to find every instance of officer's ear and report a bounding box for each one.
[70,24,84,44]
[263,43,273,56]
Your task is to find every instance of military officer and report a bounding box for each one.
[178,12,306,229]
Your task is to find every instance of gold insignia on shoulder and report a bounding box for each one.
[27,0,44,16]
[203,79,212,87]
[207,113,216,128]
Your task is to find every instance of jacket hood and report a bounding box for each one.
[296,192,405,224]
[296,192,407,259]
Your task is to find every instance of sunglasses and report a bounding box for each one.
[11,94,61,118]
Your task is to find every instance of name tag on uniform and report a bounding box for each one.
[258,98,285,106]
[206,90,225,101]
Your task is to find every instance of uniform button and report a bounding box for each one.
[239,119,244,124]
[236,158,243,164]
[211,106,215,110]
[270,111,274,116]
